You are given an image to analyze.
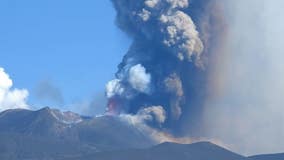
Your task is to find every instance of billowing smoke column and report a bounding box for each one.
[106,0,216,130]
[106,0,284,155]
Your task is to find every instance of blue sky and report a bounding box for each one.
[0,0,131,114]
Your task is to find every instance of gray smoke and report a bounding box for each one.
[106,0,220,132]
[111,0,204,63]
[34,80,64,105]
[106,0,284,155]
[200,0,284,155]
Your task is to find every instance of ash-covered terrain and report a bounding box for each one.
[0,108,283,160]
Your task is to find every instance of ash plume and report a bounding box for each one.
[106,0,222,132]
[200,0,284,155]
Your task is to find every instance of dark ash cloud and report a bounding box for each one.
[106,0,224,134]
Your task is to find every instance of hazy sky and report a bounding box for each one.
[0,0,131,113]
[201,0,284,155]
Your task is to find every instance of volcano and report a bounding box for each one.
[0,108,283,160]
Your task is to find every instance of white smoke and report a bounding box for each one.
[0,68,29,111]
[128,64,151,94]
[106,79,125,98]
[106,63,151,99]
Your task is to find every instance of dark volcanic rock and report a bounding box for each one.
[0,108,283,160]
[249,153,284,160]
[69,142,245,160]
[0,108,154,160]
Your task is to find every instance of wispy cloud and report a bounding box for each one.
[34,80,64,105]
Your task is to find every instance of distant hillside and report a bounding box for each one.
[0,108,283,160]
[67,142,245,160]
[249,153,284,160]
[0,107,154,160]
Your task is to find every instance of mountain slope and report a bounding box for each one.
[70,142,246,160]
[1,108,283,160]
[249,153,284,160]
[0,108,154,160]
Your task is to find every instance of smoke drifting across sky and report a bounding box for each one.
[34,80,64,106]
[201,0,284,155]
[108,0,284,155]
